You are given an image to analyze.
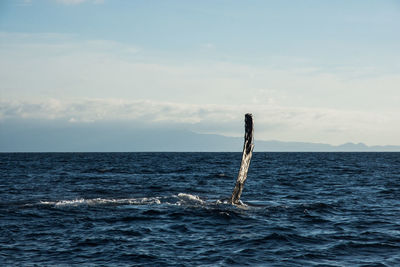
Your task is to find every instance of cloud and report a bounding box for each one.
[1,32,400,146]
[1,98,399,146]
[0,98,234,124]
[1,31,399,110]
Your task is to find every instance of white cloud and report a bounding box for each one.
[1,32,398,110]
[1,98,399,146]
[1,32,399,146]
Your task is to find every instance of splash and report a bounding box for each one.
[176,193,205,205]
[37,194,206,207]
[39,197,161,207]
[36,193,254,209]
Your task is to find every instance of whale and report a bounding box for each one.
[229,113,254,205]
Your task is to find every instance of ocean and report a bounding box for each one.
[1,152,399,266]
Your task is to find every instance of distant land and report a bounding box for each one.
[1,120,399,152]
[255,140,400,152]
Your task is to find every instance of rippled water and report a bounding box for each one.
[1,152,399,266]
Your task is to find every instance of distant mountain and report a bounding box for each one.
[254,140,400,152]
[1,119,399,152]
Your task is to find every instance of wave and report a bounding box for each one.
[36,193,209,207]
[39,197,162,207]
[20,195,339,216]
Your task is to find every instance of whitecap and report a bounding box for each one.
[39,197,161,207]
[176,193,205,205]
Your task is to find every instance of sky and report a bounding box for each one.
[1,0,400,150]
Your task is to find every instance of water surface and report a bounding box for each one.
[1,152,399,266]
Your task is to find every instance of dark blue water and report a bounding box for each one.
[1,152,399,266]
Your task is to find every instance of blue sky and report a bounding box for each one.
[1,0,400,150]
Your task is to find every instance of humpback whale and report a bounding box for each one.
[230,113,254,205]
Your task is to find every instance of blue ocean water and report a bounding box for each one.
[1,152,399,266]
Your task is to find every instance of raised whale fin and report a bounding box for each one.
[230,113,254,205]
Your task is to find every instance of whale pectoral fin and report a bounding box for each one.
[230,113,254,205]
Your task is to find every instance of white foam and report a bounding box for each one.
[38,193,225,208]
[177,193,205,205]
[215,198,230,205]
[39,197,161,207]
